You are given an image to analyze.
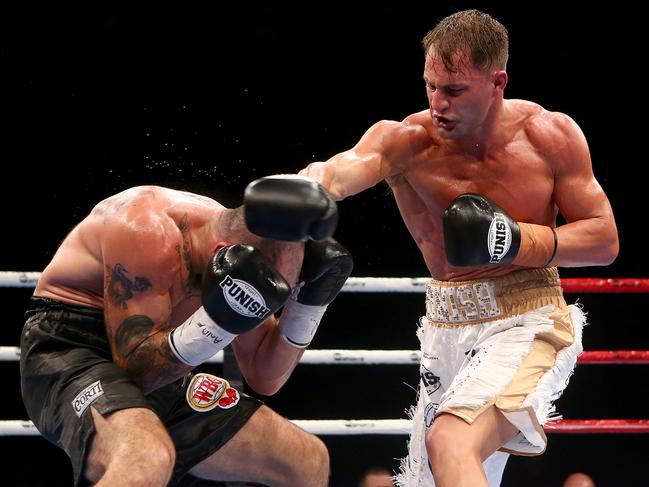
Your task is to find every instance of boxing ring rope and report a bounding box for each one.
[2,418,648,436]
[2,271,647,436]
[2,347,649,364]
[2,272,649,293]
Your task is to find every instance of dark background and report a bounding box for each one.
[1,4,647,486]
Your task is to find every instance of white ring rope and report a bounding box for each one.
[4,272,649,293]
[1,419,411,436]
[0,272,41,288]
[2,272,427,292]
[3,419,648,436]
[4,347,649,364]
[0,346,420,364]
[342,277,429,293]
[0,347,20,361]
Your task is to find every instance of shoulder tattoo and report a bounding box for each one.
[176,213,200,290]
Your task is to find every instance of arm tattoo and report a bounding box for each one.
[115,315,189,392]
[115,315,154,357]
[125,338,181,390]
[107,263,152,309]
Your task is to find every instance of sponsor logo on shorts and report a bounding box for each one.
[424,402,439,428]
[488,213,512,263]
[516,434,535,448]
[72,380,104,417]
[426,281,501,323]
[464,347,480,358]
[421,365,441,396]
[186,373,240,412]
[219,275,271,319]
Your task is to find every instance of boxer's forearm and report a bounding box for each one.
[551,218,618,267]
[112,317,192,394]
[299,150,390,201]
[248,338,304,395]
[234,322,304,395]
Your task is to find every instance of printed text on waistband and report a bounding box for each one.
[426,281,501,323]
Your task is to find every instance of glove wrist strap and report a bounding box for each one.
[512,223,557,268]
[169,306,237,366]
[279,298,327,348]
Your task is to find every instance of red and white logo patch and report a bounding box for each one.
[186,373,240,412]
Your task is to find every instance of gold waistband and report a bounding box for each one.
[425,267,564,327]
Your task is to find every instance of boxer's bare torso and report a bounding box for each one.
[301,47,616,281]
[384,102,560,279]
[303,98,611,280]
[36,186,228,325]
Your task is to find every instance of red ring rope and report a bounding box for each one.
[561,278,649,293]
[578,350,649,364]
[545,419,649,434]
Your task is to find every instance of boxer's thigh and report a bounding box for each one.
[189,405,329,486]
[85,406,175,484]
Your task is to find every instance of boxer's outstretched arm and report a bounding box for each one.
[103,217,192,394]
[540,112,619,266]
[299,120,418,200]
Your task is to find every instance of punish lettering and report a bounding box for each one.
[219,275,270,318]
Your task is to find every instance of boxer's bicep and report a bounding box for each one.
[102,224,182,383]
[552,122,610,223]
[540,113,618,265]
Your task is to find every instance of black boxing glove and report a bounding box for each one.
[443,193,557,268]
[169,244,291,366]
[244,175,338,241]
[279,238,353,348]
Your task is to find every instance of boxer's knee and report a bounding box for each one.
[425,414,478,469]
[265,407,329,487]
[291,433,329,487]
[85,407,175,486]
[132,437,175,476]
[121,444,175,487]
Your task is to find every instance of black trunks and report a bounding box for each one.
[20,296,262,486]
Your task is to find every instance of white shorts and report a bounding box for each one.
[396,268,585,487]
